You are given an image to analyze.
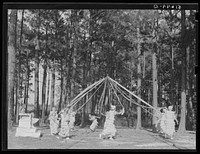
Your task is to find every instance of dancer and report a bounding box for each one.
[165,105,178,139]
[89,113,100,132]
[58,108,70,140]
[156,108,167,137]
[99,104,124,140]
[49,107,60,136]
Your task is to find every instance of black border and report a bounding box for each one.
[2,2,199,152]
[2,2,199,10]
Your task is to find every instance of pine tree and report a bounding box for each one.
[8,9,17,130]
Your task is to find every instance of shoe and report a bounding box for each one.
[66,137,70,140]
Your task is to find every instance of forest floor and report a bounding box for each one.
[7,126,196,150]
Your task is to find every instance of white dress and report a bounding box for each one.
[89,115,98,131]
[159,113,167,134]
[101,111,117,137]
[49,111,59,135]
[165,110,176,137]
[59,112,70,138]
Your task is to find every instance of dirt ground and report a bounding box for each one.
[7,126,196,150]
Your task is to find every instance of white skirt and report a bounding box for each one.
[101,120,116,136]
[90,120,98,131]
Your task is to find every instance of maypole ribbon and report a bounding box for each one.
[113,83,154,116]
[108,76,156,110]
[113,82,147,109]
[99,78,107,115]
[72,79,105,111]
[69,77,105,107]
[108,79,124,108]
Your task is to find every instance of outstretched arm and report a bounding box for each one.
[174,113,178,124]
[95,116,101,119]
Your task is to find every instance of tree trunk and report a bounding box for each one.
[80,41,89,127]
[45,68,50,115]
[20,10,28,113]
[80,59,87,127]
[41,64,47,124]
[59,59,63,112]
[15,81,18,117]
[178,10,187,133]
[62,72,67,108]
[50,11,58,111]
[66,55,71,104]
[170,45,175,106]
[66,60,71,104]
[8,9,17,130]
[66,28,72,104]
[12,86,15,119]
[50,60,55,111]
[15,10,20,124]
[143,51,145,79]
[34,10,40,118]
[157,45,161,105]
[41,22,49,123]
[136,27,141,130]
[129,62,133,108]
[80,10,93,126]
[152,42,158,129]
[81,95,87,127]
[23,84,26,107]
[168,10,174,107]
[71,10,78,102]
[24,50,29,113]
[62,30,69,107]
[70,43,77,100]
[186,45,195,130]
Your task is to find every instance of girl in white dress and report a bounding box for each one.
[49,107,60,135]
[156,108,167,137]
[165,105,178,139]
[89,114,99,132]
[58,108,70,140]
[99,104,124,140]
